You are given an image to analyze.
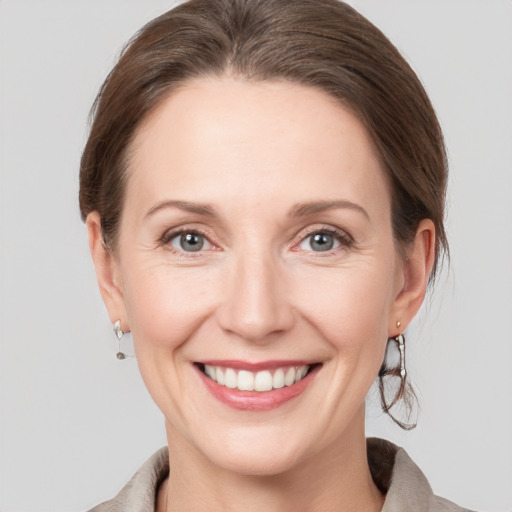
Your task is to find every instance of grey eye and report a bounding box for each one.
[300,232,340,252]
[171,232,210,252]
[311,233,334,251]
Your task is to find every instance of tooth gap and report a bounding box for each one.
[196,363,209,377]
[306,363,320,376]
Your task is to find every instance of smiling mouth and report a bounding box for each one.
[196,363,320,393]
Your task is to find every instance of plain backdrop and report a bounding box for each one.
[1,1,511,511]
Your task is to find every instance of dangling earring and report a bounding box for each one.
[395,333,406,379]
[378,327,417,430]
[112,320,132,360]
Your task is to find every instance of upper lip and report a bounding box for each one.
[196,360,321,371]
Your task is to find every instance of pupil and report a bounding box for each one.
[312,233,333,251]
[181,233,203,252]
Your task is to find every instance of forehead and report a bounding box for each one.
[125,77,389,217]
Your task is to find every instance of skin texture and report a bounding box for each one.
[87,77,435,512]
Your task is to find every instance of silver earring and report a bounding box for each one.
[395,333,406,379]
[378,332,417,430]
[113,320,129,360]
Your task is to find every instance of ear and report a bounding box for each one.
[86,212,129,331]
[388,219,436,336]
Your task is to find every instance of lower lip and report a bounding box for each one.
[196,366,318,411]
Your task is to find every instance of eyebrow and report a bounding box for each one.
[288,200,370,220]
[144,199,369,221]
[145,200,216,219]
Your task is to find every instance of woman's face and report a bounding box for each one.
[91,78,427,475]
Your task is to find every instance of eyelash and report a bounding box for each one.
[159,225,353,256]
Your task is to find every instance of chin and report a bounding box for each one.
[207,437,307,477]
[170,416,315,477]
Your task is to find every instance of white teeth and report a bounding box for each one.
[237,370,254,391]
[254,370,273,392]
[295,366,308,382]
[205,364,215,379]
[202,364,311,392]
[284,367,296,386]
[273,368,285,389]
[224,368,237,389]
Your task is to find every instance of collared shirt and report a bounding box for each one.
[88,438,473,511]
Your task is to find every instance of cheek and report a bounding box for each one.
[119,263,223,421]
[121,263,220,351]
[292,259,397,354]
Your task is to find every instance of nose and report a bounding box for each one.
[216,249,295,344]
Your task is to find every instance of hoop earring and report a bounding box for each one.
[112,320,133,360]
[378,333,417,430]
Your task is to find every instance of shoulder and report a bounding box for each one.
[367,438,475,512]
[87,447,169,512]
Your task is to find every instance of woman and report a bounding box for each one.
[80,0,469,510]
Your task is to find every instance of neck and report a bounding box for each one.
[158,412,384,512]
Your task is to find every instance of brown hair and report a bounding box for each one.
[79,0,448,427]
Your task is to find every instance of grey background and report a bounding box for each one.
[1,1,511,510]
